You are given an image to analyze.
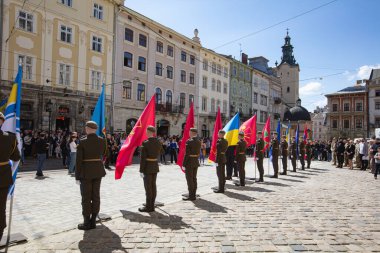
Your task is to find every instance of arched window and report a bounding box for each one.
[155,87,162,104]
[287,87,290,93]
[211,98,215,113]
[166,90,172,104]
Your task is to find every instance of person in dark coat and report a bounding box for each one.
[336,138,345,168]
[183,128,201,201]
[36,133,49,177]
[280,135,288,175]
[299,136,306,170]
[289,136,297,172]
[214,130,228,193]
[271,132,280,178]
[235,132,247,186]
[256,131,265,182]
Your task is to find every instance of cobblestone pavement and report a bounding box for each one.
[3,159,380,252]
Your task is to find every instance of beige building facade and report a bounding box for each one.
[367,69,380,137]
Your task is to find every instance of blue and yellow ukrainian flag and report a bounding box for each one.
[223,113,240,146]
[91,83,106,137]
[286,121,291,143]
[0,98,7,113]
[1,64,23,197]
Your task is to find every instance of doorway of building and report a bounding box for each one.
[56,117,70,131]
[157,119,170,137]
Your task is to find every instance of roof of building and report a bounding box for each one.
[325,85,366,96]
[283,98,311,122]
[369,69,380,80]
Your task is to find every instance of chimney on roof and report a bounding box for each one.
[356,80,363,86]
[241,53,248,65]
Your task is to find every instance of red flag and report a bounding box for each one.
[177,102,195,172]
[262,116,271,152]
[115,95,155,179]
[303,123,308,143]
[239,115,257,146]
[208,107,222,162]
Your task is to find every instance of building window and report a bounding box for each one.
[211,98,215,113]
[245,70,250,81]
[203,60,208,71]
[343,103,350,112]
[356,119,362,129]
[60,0,72,7]
[202,76,207,89]
[216,80,221,92]
[139,34,147,47]
[212,63,216,74]
[156,41,163,53]
[138,56,146,71]
[189,94,194,106]
[93,3,103,20]
[167,45,173,57]
[375,90,380,97]
[224,67,228,78]
[189,73,195,84]
[125,28,133,42]
[155,88,162,104]
[202,97,207,111]
[286,87,290,93]
[343,119,350,129]
[376,102,380,110]
[180,70,186,83]
[239,69,244,79]
[181,51,187,62]
[332,119,338,129]
[91,70,101,90]
[260,95,267,106]
[166,90,172,105]
[223,82,228,94]
[332,104,338,112]
[375,118,380,128]
[137,84,145,101]
[92,36,102,52]
[166,66,173,79]
[124,52,133,68]
[211,79,216,91]
[217,100,221,110]
[217,64,222,75]
[233,66,237,76]
[356,102,363,111]
[259,111,264,123]
[190,55,195,65]
[18,55,33,80]
[253,92,258,104]
[223,101,227,114]
[60,25,72,43]
[180,93,185,108]
[59,63,71,86]
[18,11,33,32]
[122,80,131,99]
[155,62,163,76]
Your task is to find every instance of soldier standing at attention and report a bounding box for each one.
[235,132,247,186]
[139,126,164,212]
[183,128,201,201]
[299,136,306,170]
[214,130,228,193]
[256,131,265,182]
[271,132,280,178]
[280,135,288,175]
[0,112,21,241]
[289,136,297,172]
[75,121,107,230]
[306,139,312,169]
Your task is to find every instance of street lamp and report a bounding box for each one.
[46,99,53,142]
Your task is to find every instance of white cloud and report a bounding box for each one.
[347,64,380,81]
[299,82,323,96]
[313,97,328,108]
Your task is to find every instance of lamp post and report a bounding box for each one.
[46,99,53,140]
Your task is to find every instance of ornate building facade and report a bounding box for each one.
[367,69,380,137]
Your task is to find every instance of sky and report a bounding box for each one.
[124,0,380,111]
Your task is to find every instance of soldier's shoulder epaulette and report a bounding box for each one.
[143,139,149,144]
[97,136,104,140]
[80,136,87,141]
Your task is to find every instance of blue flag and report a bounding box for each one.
[276,119,281,142]
[91,84,106,137]
[295,122,300,159]
[223,113,240,146]
[1,64,23,196]
[269,146,273,162]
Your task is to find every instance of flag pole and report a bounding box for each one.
[5,195,14,251]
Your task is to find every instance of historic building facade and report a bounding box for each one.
[0,0,121,131]
[367,69,380,137]
[198,48,230,138]
[325,85,368,139]
[113,7,200,135]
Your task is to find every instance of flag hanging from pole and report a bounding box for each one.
[239,114,257,146]
[303,123,308,143]
[262,116,271,152]
[0,98,7,113]
[276,119,281,142]
[223,113,240,146]
[115,95,155,179]
[208,107,222,163]
[91,83,106,137]
[177,102,195,172]
[1,64,23,197]
[286,121,291,143]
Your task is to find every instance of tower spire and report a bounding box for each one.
[280,29,297,66]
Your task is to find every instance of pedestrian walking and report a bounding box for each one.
[183,128,201,201]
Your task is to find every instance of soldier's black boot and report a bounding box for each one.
[90,214,97,229]
[78,216,91,230]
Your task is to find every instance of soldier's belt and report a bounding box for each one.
[238,152,245,154]
[83,159,102,162]
[146,158,158,162]
[220,152,225,154]
[0,161,9,166]
[189,155,198,157]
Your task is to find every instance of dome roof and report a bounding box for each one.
[283,99,311,122]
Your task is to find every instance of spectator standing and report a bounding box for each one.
[359,138,368,170]
[69,133,78,174]
[36,133,49,177]
[169,138,178,164]
[373,146,380,179]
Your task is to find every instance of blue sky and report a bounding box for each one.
[124,0,380,111]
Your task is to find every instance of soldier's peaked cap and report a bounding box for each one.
[190,128,198,133]
[282,135,286,138]
[147,126,156,133]
[272,132,278,135]
[218,129,226,134]
[238,131,245,136]
[85,121,98,130]
[257,131,262,134]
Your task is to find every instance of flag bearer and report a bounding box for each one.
[183,128,201,201]
[235,132,247,186]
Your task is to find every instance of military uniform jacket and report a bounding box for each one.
[305,143,312,156]
[75,134,107,180]
[271,139,279,157]
[289,141,297,158]
[0,130,21,188]
[235,139,247,163]
[216,138,228,164]
[140,137,164,174]
[299,142,306,156]
[281,140,288,157]
[256,138,264,159]
[183,137,201,168]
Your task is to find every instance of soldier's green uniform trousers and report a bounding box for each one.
[185,167,198,199]
[80,179,102,217]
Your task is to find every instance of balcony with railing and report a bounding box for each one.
[155,103,184,114]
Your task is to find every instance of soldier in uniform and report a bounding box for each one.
[225,146,236,180]
[280,135,288,175]
[289,136,297,172]
[75,121,107,230]
[306,139,312,169]
[0,112,21,241]
[183,128,201,201]
[299,136,306,170]
[235,132,247,186]
[214,130,228,193]
[255,131,265,182]
[271,132,280,178]
[139,126,164,212]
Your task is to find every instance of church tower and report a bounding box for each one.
[276,30,300,108]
